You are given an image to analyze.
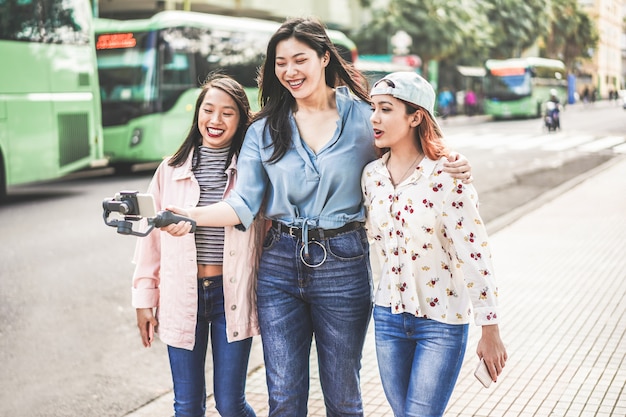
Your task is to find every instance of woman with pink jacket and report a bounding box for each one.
[131,74,265,417]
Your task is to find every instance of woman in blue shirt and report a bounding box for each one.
[165,17,471,416]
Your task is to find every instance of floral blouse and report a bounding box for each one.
[361,154,500,326]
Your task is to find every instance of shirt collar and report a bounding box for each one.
[375,152,440,182]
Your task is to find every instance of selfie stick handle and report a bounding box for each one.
[152,211,197,233]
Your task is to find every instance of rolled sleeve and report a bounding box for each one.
[223,121,269,229]
[225,191,256,230]
[132,280,160,308]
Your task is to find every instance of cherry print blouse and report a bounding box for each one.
[361,154,500,326]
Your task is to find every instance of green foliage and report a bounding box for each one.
[485,0,548,58]
[352,0,599,74]
[352,0,493,76]
[542,0,599,72]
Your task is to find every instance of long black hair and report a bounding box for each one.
[169,73,252,170]
[255,17,369,163]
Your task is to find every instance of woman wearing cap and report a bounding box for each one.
[163,19,472,416]
[362,72,507,416]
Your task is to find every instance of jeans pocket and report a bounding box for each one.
[326,229,367,261]
[262,227,280,251]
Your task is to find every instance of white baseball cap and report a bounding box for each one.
[370,71,436,119]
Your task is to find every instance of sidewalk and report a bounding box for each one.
[129,155,626,417]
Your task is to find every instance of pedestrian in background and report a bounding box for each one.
[163,17,472,416]
[132,74,264,417]
[362,71,507,417]
[581,86,590,104]
[465,88,477,116]
[437,87,454,119]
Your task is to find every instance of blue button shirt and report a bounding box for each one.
[226,86,377,231]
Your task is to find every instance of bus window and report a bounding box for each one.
[485,69,531,98]
[96,30,159,125]
[1,0,89,44]
[327,29,357,64]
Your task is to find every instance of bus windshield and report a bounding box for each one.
[96,25,268,126]
[96,30,158,126]
[484,68,532,100]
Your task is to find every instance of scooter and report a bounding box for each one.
[544,101,560,132]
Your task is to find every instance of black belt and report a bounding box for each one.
[271,220,363,240]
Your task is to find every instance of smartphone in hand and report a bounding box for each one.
[474,358,493,388]
[148,322,154,345]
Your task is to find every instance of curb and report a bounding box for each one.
[486,153,626,234]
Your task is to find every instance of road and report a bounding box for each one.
[0,101,623,417]
[438,101,624,228]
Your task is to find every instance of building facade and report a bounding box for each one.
[578,0,625,98]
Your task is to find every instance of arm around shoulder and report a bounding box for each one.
[444,152,473,183]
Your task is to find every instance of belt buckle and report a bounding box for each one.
[287,226,297,238]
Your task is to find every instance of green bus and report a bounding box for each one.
[483,57,567,119]
[94,11,358,172]
[0,0,105,199]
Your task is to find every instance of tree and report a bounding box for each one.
[542,0,599,72]
[351,0,598,85]
[353,0,493,79]
[485,0,549,59]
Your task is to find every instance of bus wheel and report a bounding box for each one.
[111,163,134,175]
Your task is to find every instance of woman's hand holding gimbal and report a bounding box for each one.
[161,206,194,236]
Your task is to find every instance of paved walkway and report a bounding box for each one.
[129,155,626,417]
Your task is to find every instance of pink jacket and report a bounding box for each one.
[132,151,265,349]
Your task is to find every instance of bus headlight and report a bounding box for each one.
[130,128,143,147]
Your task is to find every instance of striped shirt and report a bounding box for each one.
[194,146,229,265]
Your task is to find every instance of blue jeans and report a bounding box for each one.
[373,306,468,417]
[167,276,255,417]
[257,227,373,416]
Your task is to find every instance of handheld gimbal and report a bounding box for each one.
[102,191,196,237]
